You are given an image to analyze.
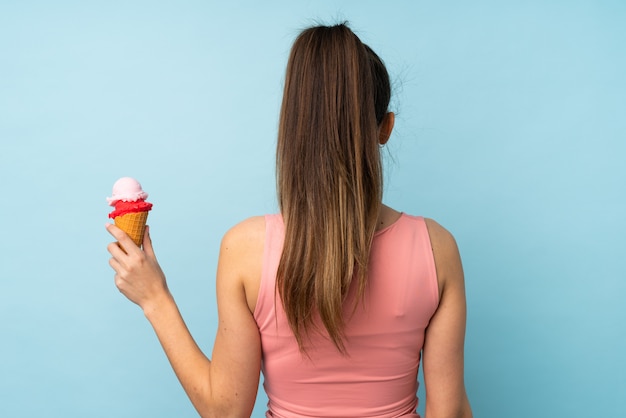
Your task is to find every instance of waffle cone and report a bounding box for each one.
[114,211,149,247]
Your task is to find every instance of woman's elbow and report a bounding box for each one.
[425,396,472,418]
[196,399,254,418]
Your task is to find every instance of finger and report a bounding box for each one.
[114,273,129,294]
[105,222,124,239]
[107,238,135,273]
[105,223,139,254]
[108,255,124,274]
[107,240,128,261]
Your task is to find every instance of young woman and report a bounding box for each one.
[106,23,472,418]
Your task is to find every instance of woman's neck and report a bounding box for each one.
[376,204,402,231]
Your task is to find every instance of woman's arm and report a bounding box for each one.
[422,219,472,418]
[106,220,262,418]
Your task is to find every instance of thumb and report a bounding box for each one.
[142,225,157,259]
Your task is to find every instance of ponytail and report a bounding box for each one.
[276,24,391,353]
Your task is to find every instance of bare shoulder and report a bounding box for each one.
[221,216,266,249]
[424,218,458,252]
[219,215,266,280]
[218,216,266,313]
[423,218,463,295]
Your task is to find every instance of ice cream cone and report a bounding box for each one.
[114,211,149,247]
[108,177,153,248]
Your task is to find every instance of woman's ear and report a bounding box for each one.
[379,112,395,145]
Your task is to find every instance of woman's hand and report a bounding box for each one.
[106,223,169,313]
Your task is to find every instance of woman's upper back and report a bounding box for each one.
[252,212,439,417]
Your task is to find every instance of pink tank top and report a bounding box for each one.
[254,214,439,418]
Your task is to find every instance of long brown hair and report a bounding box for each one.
[276,24,391,353]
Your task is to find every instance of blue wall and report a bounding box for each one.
[1,1,624,417]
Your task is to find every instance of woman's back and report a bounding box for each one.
[106,22,471,418]
[253,212,439,417]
